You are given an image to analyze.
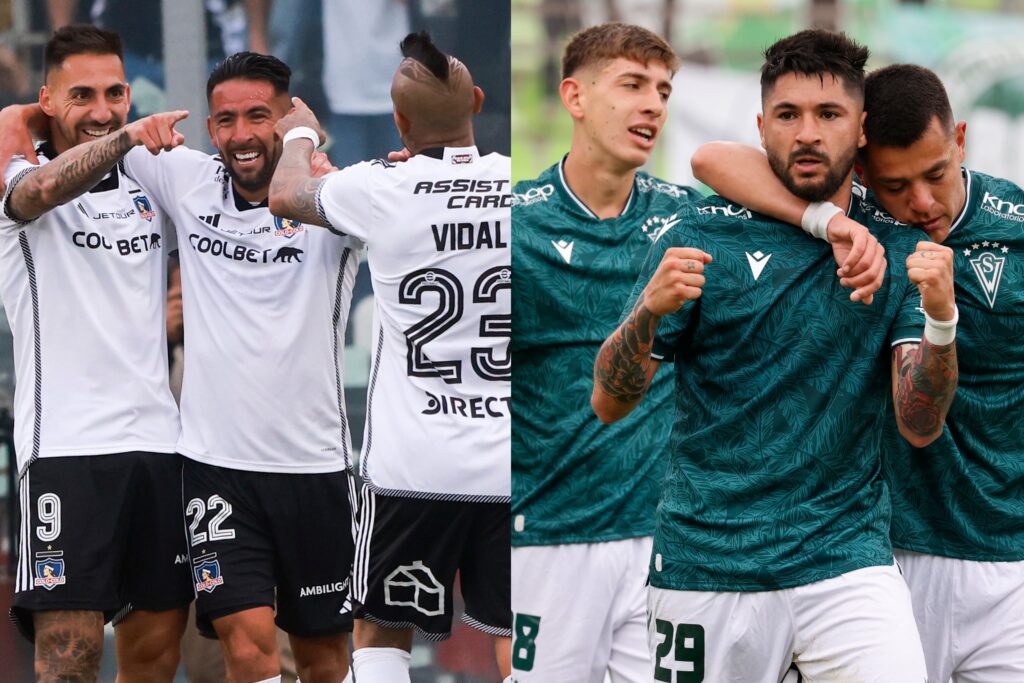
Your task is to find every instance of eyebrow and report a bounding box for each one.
[618,71,673,94]
[875,158,949,184]
[772,100,848,112]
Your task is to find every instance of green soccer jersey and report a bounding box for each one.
[883,169,1024,561]
[511,158,702,547]
[644,191,926,592]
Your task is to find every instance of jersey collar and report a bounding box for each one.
[947,167,974,239]
[37,139,120,193]
[556,155,635,221]
[229,181,268,212]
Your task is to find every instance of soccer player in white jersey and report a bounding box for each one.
[269,32,511,683]
[1,51,362,682]
[0,26,189,682]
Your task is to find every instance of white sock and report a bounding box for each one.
[254,677,282,683]
[351,647,411,683]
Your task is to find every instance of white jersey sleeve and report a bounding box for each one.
[315,163,376,240]
[0,156,43,228]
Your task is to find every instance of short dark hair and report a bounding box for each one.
[400,31,450,80]
[44,24,123,74]
[206,52,291,101]
[864,64,954,148]
[562,23,678,79]
[761,30,869,101]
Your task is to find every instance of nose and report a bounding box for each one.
[230,119,254,144]
[908,183,934,215]
[91,96,113,124]
[795,114,821,145]
[640,86,665,119]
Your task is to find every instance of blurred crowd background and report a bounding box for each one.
[512,0,1024,187]
[0,1,509,681]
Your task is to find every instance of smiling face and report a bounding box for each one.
[758,72,865,203]
[40,52,129,154]
[207,78,291,201]
[860,117,967,244]
[566,57,672,172]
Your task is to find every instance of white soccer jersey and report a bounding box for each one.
[122,146,360,474]
[0,143,180,474]
[317,146,510,500]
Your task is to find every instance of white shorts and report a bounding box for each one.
[511,537,653,683]
[895,549,1024,683]
[648,562,927,683]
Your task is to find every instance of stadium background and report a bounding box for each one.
[0,0,509,680]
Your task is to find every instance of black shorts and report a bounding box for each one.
[11,452,192,642]
[353,487,511,641]
[182,458,356,638]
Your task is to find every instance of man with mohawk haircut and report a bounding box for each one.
[270,31,512,683]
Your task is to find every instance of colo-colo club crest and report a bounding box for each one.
[133,194,157,222]
[274,216,304,238]
[964,241,1009,309]
[192,553,225,593]
[34,550,66,590]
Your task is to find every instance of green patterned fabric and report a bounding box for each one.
[645,190,926,591]
[511,158,702,547]
[884,169,1024,560]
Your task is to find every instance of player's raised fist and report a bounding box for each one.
[126,110,189,155]
[275,97,325,146]
[906,241,956,321]
[642,247,713,316]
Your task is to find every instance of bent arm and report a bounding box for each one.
[591,293,663,424]
[692,141,808,224]
[890,340,958,448]
[268,139,328,227]
[8,129,133,222]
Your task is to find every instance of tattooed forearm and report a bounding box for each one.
[34,610,104,683]
[594,293,660,404]
[12,129,133,221]
[893,340,958,445]
[269,143,326,227]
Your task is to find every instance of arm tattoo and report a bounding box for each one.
[33,610,104,682]
[894,340,958,441]
[595,294,660,404]
[269,142,327,227]
[13,129,132,220]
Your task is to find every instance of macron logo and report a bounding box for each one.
[745,250,771,281]
[552,239,574,264]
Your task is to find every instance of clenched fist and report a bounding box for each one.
[906,241,956,321]
[642,247,713,316]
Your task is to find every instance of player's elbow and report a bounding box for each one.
[896,422,941,449]
[267,190,289,218]
[591,387,632,424]
[690,141,733,184]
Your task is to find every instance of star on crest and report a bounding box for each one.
[972,243,980,249]
[1003,246,1010,254]
[963,248,972,256]
[983,240,991,247]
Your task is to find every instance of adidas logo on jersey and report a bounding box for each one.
[746,250,771,281]
[199,214,222,228]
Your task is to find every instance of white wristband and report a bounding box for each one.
[282,126,319,147]
[800,201,843,242]
[924,304,958,346]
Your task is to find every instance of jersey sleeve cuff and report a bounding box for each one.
[2,167,37,226]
